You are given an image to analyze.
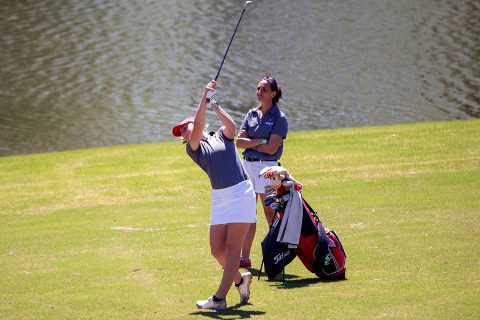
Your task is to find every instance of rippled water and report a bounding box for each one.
[1,0,478,156]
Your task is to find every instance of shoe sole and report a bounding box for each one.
[196,305,227,310]
[196,303,227,310]
[196,297,227,310]
[240,273,253,303]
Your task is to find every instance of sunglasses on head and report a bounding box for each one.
[262,76,278,91]
[263,76,276,82]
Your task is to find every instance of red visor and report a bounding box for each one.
[172,117,194,137]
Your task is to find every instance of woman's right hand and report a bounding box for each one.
[204,80,216,95]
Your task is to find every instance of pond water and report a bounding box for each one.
[1,0,478,156]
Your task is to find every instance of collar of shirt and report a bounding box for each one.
[253,104,279,117]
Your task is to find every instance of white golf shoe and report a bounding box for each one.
[196,296,227,310]
[236,271,252,303]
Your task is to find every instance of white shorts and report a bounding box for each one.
[242,160,280,194]
[210,179,257,225]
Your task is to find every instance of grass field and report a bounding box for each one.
[1,120,479,319]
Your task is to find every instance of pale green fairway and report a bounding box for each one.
[1,120,479,319]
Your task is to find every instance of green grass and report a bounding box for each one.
[1,120,479,319]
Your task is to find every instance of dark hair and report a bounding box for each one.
[263,76,283,105]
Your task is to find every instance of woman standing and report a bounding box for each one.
[236,76,289,268]
[171,80,256,310]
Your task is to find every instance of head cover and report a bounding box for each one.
[171,117,194,137]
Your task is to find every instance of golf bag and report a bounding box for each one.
[258,165,347,280]
[297,199,347,279]
[260,214,297,281]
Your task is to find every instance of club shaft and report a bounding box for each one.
[214,7,247,81]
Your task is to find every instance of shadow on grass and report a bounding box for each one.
[271,276,347,289]
[248,267,348,289]
[248,267,301,282]
[190,302,266,319]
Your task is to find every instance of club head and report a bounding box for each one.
[244,1,253,9]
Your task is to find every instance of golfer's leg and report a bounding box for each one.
[241,193,258,261]
[210,225,227,267]
[215,223,250,299]
[259,193,276,225]
[241,223,256,260]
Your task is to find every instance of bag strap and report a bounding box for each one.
[330,230,347,258]
[302,197,322,224]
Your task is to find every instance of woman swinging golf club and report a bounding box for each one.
[172,80,256,310]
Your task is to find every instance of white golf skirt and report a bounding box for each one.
[210,179,257,225]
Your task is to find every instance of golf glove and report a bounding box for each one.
[206,91,219,110]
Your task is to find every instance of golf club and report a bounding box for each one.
[206,1,253,105]
[214,1,253,82]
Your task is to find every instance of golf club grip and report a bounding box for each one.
[214,8,247,81]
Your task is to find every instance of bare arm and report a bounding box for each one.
[188,93,207,152]
[236,130,283,156]
[189,81,217,151]
[253,133,283,155]
[213,105,236,140]
[189,80,236,149]
[236,129,264,149]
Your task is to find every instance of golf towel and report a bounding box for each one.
[276,190,303,248]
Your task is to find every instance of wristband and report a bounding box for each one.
[262,138,267,145]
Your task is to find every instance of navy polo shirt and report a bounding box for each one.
[240,104,288,161]
[186,129,249,190]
